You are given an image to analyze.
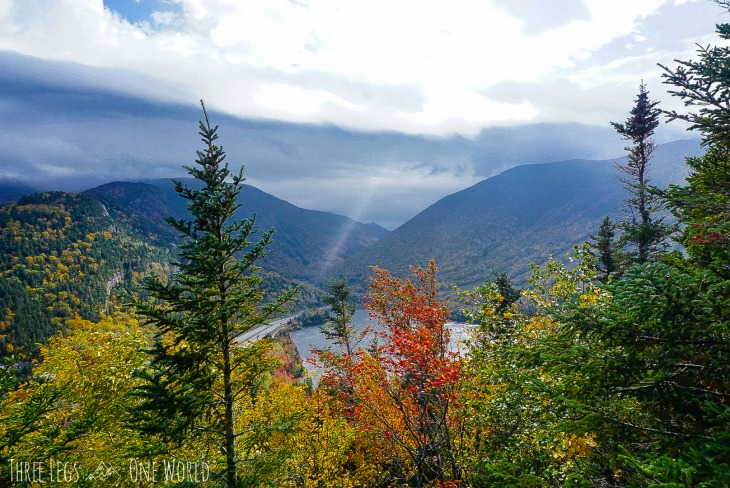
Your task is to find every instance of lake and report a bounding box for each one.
[288,309,474,378]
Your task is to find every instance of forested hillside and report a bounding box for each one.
[0,191,172,357]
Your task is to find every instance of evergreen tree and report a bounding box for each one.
[660,3,730,279]
[611,83,672,264]
[662,145,730,278]
[648,10,730,480]
[319,277,359,357]
[491,270,521,314]
[314,277,366,417]
[589,215,619,282]
[129,102,297,487]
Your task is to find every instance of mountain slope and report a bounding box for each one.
[338,139,702,288]
[0,191,173,356]
[84,181,182,246]
[85,179,389,282]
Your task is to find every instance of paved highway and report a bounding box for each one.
[236,312,301,344]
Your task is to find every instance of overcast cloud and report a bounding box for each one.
[0,0,722,227]
[1,0,723,134]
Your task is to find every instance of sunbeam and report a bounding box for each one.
[314,177,378,282]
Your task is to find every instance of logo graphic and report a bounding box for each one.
[88,461,120,481]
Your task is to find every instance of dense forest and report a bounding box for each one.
[0,191,173,358]
[1,3,730,487]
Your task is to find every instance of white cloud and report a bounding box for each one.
[149,10,177,26]
[0,0,724,137]
[254,83,365,118]
[403,89,538,137]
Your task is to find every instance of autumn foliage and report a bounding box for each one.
[320,261,465,486]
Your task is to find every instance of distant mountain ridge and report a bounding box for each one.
[335,139,703,288]
[84,179,389,282]
[1,139,702,291]
[1,177,387,354]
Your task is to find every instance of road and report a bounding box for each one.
[236,312,300,344]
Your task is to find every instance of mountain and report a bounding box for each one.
[0,180,38,204]
[336,139,703,288]
[85,179,389,282]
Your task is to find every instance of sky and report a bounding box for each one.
[0,0,724,228]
